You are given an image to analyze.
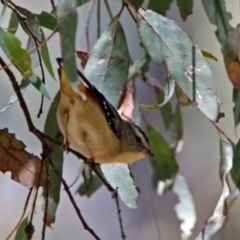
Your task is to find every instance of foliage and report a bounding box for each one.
[0,0,239,240]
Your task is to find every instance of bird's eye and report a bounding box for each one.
[135,136,141,143]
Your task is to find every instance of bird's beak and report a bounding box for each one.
[143,149,154,157]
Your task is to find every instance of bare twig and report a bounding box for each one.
[47,159,101,240]
[85,0,95,52]
[5,188,33,240]
[113,189,126,240]
[42,159,50,240]
[103,0,113,20]
[50,0,55,9]
[97,0,101,38]
[125,3,137,23]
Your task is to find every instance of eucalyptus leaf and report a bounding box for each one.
[148,0,173,16]
[4,31,32,78]
[176,0,193,21]
[58,1,78,85]
[14,217,28,240]
[85,17,129,108]
[147,124,178,184]
[41,28,55,79]
[101,163,138,208]
[43,92,63,225]
[27,74,51,100]
[128,55,147,81]
[196,138,233,240]
[8,11,18,34]
[202,0,233,47]
[35,11,57,30]
[172,174,196,240]
[137,9,221,121]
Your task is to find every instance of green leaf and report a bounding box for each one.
[128,55,147,81]
[35,11,57,30]
[43,91,64,225]
[4,31,32,78]
[85,17,130,108]
[14,217,28,240]
[176,0,193,21]
[101,163,138,208]
[77,175,103,197]
[148,0,173,16]
[155,88,183,151]
[15,6,41,41]
[58,1,78,85]
[8,11,19,34]
[77,0,91,7]
[128,0,143,8]
[172,175,196,239]
[27,74,51,99]
[0,28,12,60]
[15,6,41,68]
[202,0,233,47]
[147,125,178,183]
[137,9,221,121]
[41,28,55,79]
[26,37,39,68]
[201,49,218,62]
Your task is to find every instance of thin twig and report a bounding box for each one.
[47,159,101,240]
[97,0,101,38]
[85,0,95,52]
[103,0,113,20]
[42,159,50,240]
[113,189,126,240]
[125,3,137,23]
[50,0,55,9]
[5,188,33,240]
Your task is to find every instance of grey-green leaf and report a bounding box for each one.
[43,91,64,225]
[172,174,196,239]
[128,55,147,81]
[101,163,138,208]
[196,138,233,240]
[8,11,19,34]
[137,9,221,121]
[148,0,173,16]
[85,17,129,108]
[58,0,78,84]
[27,74,51,100]
[77,175,103,197]
[35,11,57,30]
[41,28,55,79]
[202,0,233,47]
[176,0,193,21]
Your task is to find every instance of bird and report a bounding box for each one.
[56,58,154,164]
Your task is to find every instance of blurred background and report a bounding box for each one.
[0,0,239,239]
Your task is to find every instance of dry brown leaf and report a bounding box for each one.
[0,128,46,187]
[117,88,134,122]
[76,49,90,68]
[226,59,240,89]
